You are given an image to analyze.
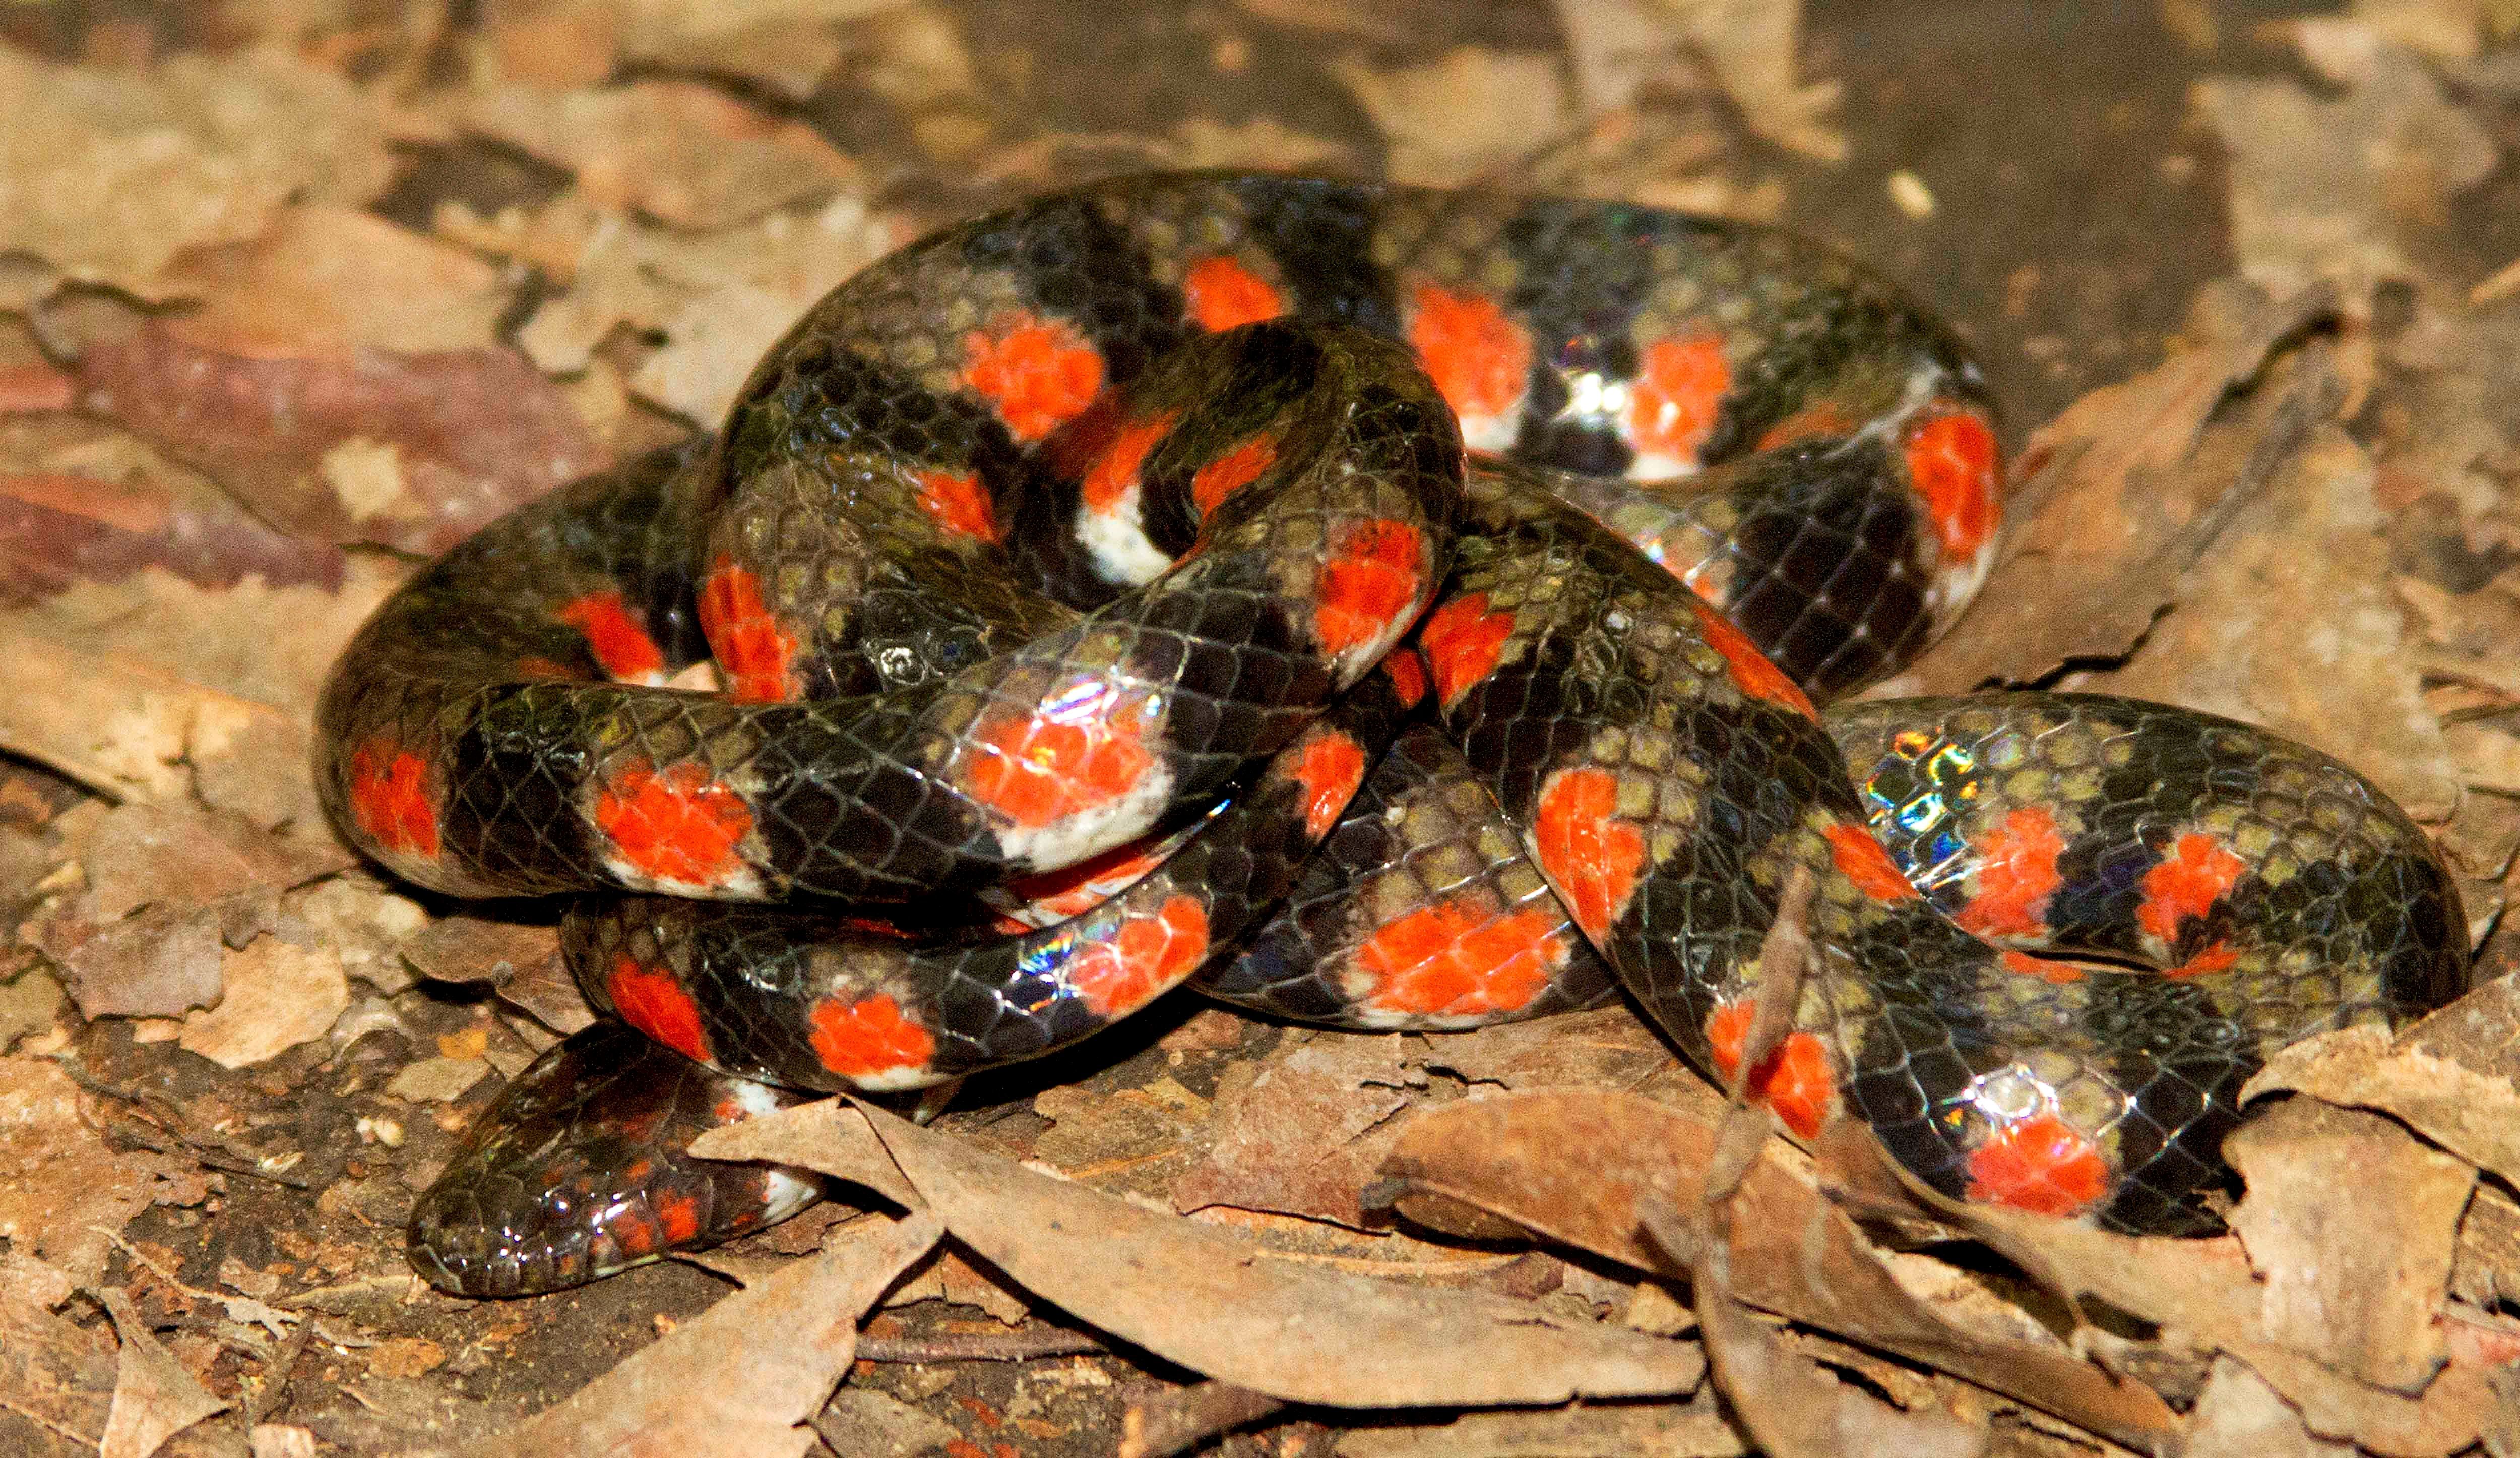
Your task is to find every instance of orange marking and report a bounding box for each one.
[607,955,712,1064]
[1686,596,1816,717]
[514,656,576,679]
[1289,731,1368,840]
[1068,895,1209,1017]
[1755,400,1859,451]
[1183,255,1285,332]
[1315,518,1424,656]
[1405,283,1531,424]
[346,742,439,859]
[2137,833,2246,944]
[2166,941,2242,980]
[1905,405,2000,559]
[1080,413,1176,514]
[1627,334,1730,463]
[1356,897,1563,1016]
[966,696,1152,828]
[808,993,936,1080]
[961,313,1104,442]
[1967,1113,2110,1217]
[698,558,800,703]
[1956,807,2065,938]
[1419,592,1513,707]
[556,591,665,681]
[1704,1000,1834,1139]
[1381,649,1428,708]
[1532,766,1647,942]
[1822,822,1920,902]
[593,758,753,887]
[2001,949,2086,984]
[998,835,1171,919]
[1190,435,1276,516]
[655,1189,703,1244]
[915,468,998,542]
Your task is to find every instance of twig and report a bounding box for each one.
[853,1327,1107,1363]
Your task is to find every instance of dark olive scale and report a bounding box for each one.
[322,174,2468,1296]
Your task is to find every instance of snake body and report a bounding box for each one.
[310,174,2467,1297]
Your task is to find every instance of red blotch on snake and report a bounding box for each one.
[1191,435,1277,515]
[1967,1113,2110,1217]
[1405,283,1531,430]
[1705,1001,1835,1139]
[1532,766,1647,942]
[1904,404,1999,559]
[1822,822,1921,903]
[961,313,1105,441]
[1419,593,1513,707]
[1381,648,1429,708]
[1356,897,1564,1016]
[607,955,713,1064]
[699,559,801,704]
[999,836,1170,920]
[1627,334,1730,463]
[1183,255,1285,332]
[1068,895,1209,1017]
[2138,833,2246,944]
[593,759,754,888]
[1314,518,1424,657]
[1080,413,1177,514]
[1686,596,1817,718]
[2001,949,2086,984]
[808,993,936,1080]
[556,591,664,681]
[1957,806,2065,937]
[965,695,1154,829]
[915,468,998,542]
[346,742,440,859]
[1286,730,1369,840]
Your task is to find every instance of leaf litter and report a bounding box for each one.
[3,1,2520,1454]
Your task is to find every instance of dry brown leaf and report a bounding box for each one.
[2246,975,2520,1188]
[32,903,228,1022]
[1170,1032,1422,1226]
[0,1057,207,1283]
[94,1287,226,1458]
[2224,1100,2470,1389]
[1686,1234,1986,1458]
[811,1387,966,1457]
[155,206,510,357]
[1332,48,1573,187]
[178,937,348,1069]
[1335,1401,1747,1457]
[0,1281,116,1448]
[2098,420,2460,817]
[1636,0,1846,161]
[468,1211,942,1457]
[512,194,901,417]
[77,323,605,557]
[737,1099,1706,1407]
[0,46,391,298]
[454,78,864,231]
[1376,1088,2179,1448]
[0,458,344,605]
[1903,285,2337,694]
[0,629,337,832]
[2188,1357,2355,1458]
[2191,31,2495,302]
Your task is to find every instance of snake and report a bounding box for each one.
[310,172,2470,1298]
